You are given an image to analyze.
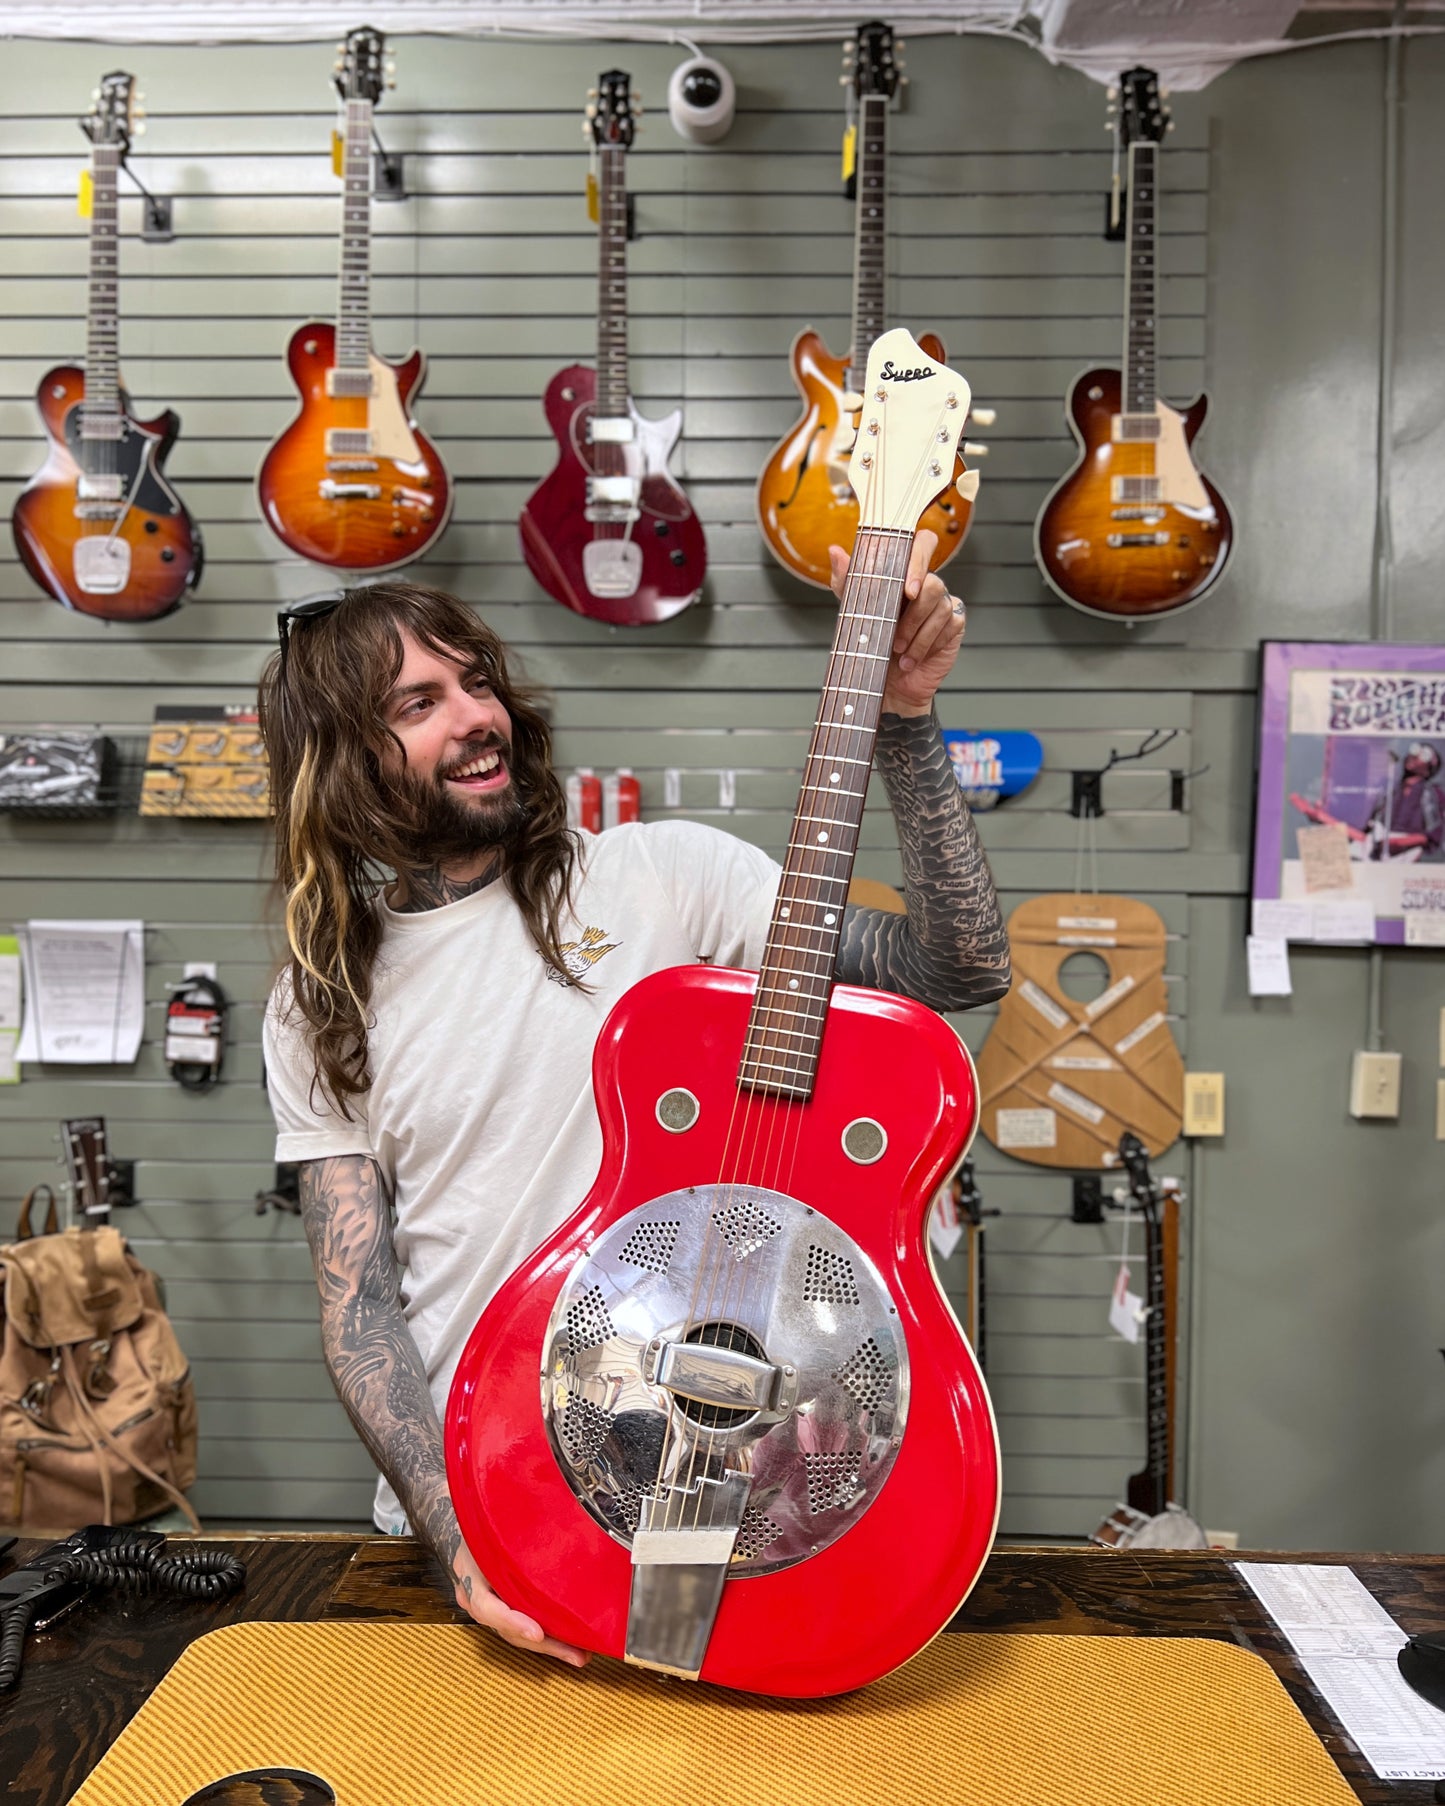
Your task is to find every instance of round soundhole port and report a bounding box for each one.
[655,1087,700,1133]
[841,1118,887,1165]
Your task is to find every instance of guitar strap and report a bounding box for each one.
[976,893,1183,1168]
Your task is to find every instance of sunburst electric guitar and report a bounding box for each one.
[12,72,202,621]
[447,330,1000,1699]
[1034,68,1232,620]
[518,70,706,626]
[756,23,979,589]
[256,27,451,571]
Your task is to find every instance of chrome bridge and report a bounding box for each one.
[541,1182,908,1678]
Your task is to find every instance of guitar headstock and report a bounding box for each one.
[83,71,139,152]
[62,1115,112,1223]
[334,25,391,106]
[1115,65,1169,148]
[588,70,638,149]
[847,328,973,530]
[843,21,903,101]
[1114,1131,1182,1217]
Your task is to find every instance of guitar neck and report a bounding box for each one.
[84,145,122,435]
[739,525,911,1100]
[847,95,888,385]
[336,96,373,374]
[1129,1193,1171,1514]
[596,144,630,414]
[1121,140,1158,419]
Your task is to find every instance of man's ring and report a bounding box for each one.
[950,597,966,619]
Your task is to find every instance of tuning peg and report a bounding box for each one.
[386,74,396,88]
[587,86,598,97]
[840,391,864,414]
[899,74,910,86]
[132,121,146,136]
[92,87,101,100]
[585,102,597,117]
[842,37,853,50]
[1159,85,1171,98]
[895,38,906,50]
[1167,118,1176,131]
[970,407,996,427]
[963,441,989,459]
[839,74,852,86]
[956,468,981,502]
[1106,84,1118,99]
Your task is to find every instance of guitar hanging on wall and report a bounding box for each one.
[1091,1134,1206,1550]
[518,70,706,627]
[12,72,202,622]
[1033,67,1232,620]
[756,22,977,590]
[256,28,452,572]
[449,330,999,1698]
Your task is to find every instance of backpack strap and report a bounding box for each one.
[59,1346,201,1533]
[15,1185,59,1242]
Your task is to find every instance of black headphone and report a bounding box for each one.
[165,974,229,1093]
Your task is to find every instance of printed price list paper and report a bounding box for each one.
[15,919,145,1064]
[1236,1562,1445,1781]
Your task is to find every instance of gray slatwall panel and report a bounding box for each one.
[0,33,1214,1536]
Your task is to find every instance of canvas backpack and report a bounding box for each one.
[0,1186,199,1533]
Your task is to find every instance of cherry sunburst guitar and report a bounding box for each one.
[448,330,1000,1698]
[519,70,706,626]
[1035,68,1232,620]
[756,23,978,590]
[256,28,451,571]
[12,72,202,622]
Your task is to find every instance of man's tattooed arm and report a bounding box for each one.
[835,708,1011,1009]
[298,1155,462,1574]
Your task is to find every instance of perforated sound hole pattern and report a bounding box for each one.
[558,1397,613,1463]
[833,1336,892,1413]
[618,1219,680,1275]
[711,1198,783,1260]
[734,1506,785,1561]
[803,1242,860,1305]
[564,1286,615,1352]
[804,1451,864,1514]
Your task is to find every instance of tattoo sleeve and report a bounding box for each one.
[299,1155,462,1574]
[834,708,1011,1010]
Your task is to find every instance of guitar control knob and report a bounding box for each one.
[970,407,996,426]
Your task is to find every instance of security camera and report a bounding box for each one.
[668,55,736,143]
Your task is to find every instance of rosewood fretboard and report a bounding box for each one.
[82,143,122,443]
[846,94,889,390]
[595,144,630,416]
[1122,140,1158,417]
[738,525,912,1100]
[335,96,374,379]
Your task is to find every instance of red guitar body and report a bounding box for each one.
[518,365,707,627]
[447,963,1000,1698]
[256,322,451,572]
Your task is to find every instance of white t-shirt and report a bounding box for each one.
[263,819,781,1531]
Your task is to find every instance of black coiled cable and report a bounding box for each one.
[0,1536,245,1693]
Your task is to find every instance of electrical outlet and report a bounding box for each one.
[1349,1049,1402,1119]
[1206,1529,1240,1550]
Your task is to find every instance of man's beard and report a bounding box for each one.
[393,744,530,869]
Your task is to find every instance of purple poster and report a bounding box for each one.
[1254,642,1445,948]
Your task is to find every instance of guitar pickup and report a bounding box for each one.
[587,415,635,444]
[325,429,375,458]
[318,480,382,500]
[325,368,375,399]
[76,474,124,502]
[587,474,641,507]
[1111,475,1162,503]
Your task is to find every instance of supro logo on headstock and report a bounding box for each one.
[879,360,935,384]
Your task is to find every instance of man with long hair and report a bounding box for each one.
[260,544,1009,1669]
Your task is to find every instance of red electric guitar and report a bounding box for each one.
[256,27,452,571]
[448,330,999,1698]
[12,72,202,621]
[518,70,707,626]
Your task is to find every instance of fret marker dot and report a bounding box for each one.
[830,772,841,783]
[780,907,790,919]
[859,634,869,646]
[788,979,800,991]
[844,705,854,717]
[825,913,837,925]
[817,832,829,844]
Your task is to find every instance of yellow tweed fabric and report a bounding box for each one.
[68,1621,1357,1806]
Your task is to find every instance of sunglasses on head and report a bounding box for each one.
[276,589,350,679]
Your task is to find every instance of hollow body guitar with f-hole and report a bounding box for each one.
[519,70,706,626]
[756,23,977,588]
[12,73,201,621]
[448,331,999,1698]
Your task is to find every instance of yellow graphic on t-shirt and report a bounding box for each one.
[548,925,621,986]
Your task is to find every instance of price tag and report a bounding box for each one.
[840,123,857,185]
[1108,1263,1146,1343]
[330,129,344,178]
[77,168,93,218]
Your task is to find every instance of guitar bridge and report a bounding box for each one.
[626,1470,751,1679]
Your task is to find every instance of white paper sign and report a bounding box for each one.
[995,1107,1056,1148]
[1236,1563,1445,1780]
[928,1194,963,1261]
[15,920,146,1064]
[1246,936,1292,997]
[1313,900,1376,943]
[1404,911,1445,946]
[1108,1263,1146,1343]
[1252,898,1315,942]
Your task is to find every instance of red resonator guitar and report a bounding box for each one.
[448,330,1000,1698]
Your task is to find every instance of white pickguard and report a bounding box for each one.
[323,356,422,465]
[1113,400,1209,511]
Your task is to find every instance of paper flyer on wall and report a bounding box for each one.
[15,919,146,1065]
